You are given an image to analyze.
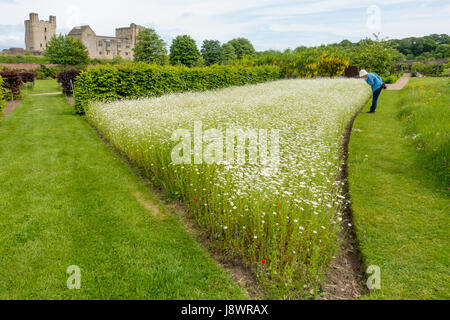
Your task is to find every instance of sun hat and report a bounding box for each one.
[359,69,368,77]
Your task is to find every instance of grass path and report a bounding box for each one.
[0,80,246,299]
[348,79,449,300]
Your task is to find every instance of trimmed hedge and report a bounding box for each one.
[411,62,447,76]
[57,70,81,95]
[20,72,35,83]
[0,75,5,114]
[0,70,23,100]
[74,63,281,113]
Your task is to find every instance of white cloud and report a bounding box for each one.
[0,35,21,41]
[0,34,22,48]
[269,23,364,37]
[0,0,448,51]
[251,0,418,16]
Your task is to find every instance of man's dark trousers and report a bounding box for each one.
[370,87,383,112]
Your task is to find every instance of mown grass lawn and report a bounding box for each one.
[23,79,61,95]
[0,80,246,299]
[348,78,450,300]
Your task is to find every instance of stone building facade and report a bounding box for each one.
[1,48,26,55]
[22,12,145,60]
[68,23,146,60]
[24,13,56,56]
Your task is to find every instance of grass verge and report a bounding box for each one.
[0,80,246,299]
[348,78,450,299]
[396,78,449,188]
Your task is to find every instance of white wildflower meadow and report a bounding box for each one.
[86,78,371,291]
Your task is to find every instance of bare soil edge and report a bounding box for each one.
[66,96,75,106]
[1,100,22,118]
[318,97,371,300]
[155,192,266,299]
[86,122,266,300]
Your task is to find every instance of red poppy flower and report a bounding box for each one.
[215,252,219,256]
[277,204,281,209]
[193,197,198,202]
[262,259,266,265]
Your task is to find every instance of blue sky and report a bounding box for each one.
[0,0,449,51]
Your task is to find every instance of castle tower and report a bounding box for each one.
[115,23,146,46]
[24,13,56,55]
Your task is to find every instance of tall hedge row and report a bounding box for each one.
[20,72,36,84]
[411,62,449,76]
[57,70,81,95]
[73,63,281,114]
[0,75,5,114]
[0,70,23,100]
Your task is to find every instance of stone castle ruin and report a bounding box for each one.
[24,12,146,60]
[25,13,56,55]
[68,23,146,60]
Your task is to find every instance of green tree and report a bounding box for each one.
[201,40,223,66]
[391,34,450,60]
[349,35,404,75]
[44,35,89,66]
[435,44,450,59]
[339,39,353,48]
[294,46,307,53]
[133,28,168,64]
[227,38,255,59]
[221,43,237,64]
[169,35,202,67]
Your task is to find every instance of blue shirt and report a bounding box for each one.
[365,73,383,92]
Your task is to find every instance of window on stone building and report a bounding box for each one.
[99,41,103,47]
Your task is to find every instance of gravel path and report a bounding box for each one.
[30,92,62,96]
[386,73,411,90]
